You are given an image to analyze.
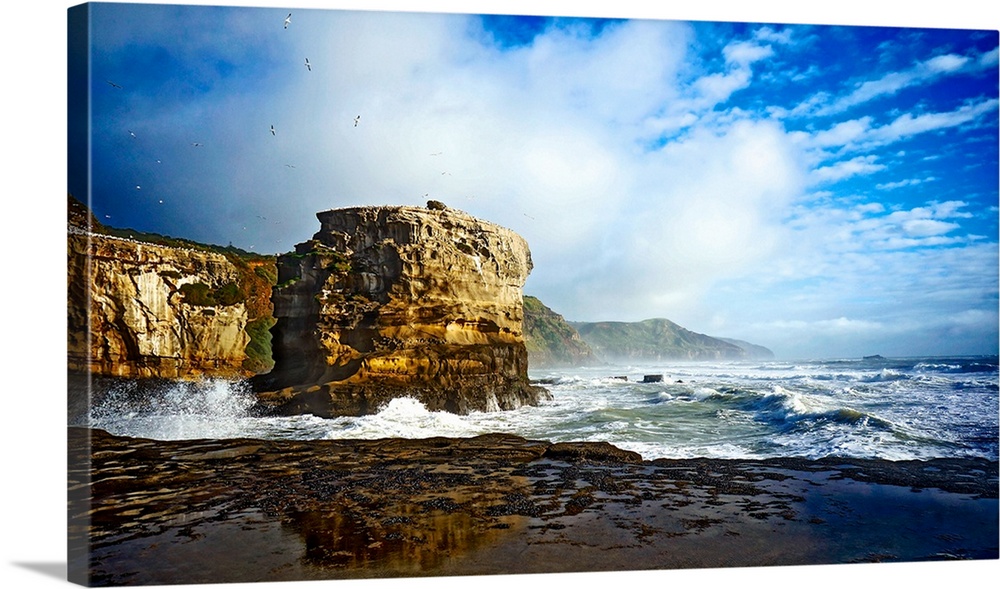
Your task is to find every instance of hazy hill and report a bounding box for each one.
[718,338,775,360]
[570,318,772,362]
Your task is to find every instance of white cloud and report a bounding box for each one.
[870,98,999,142]
[980,47,1000,66]
[753,26,794,45]
[693,68,753,105]
[876,176,935,190]
[930,200,974,218]
[807,117,873,149]
[547,118,808,321]
[923,53,970,73]
[812,155,885,183]
[793,99,997,182]
[723,40,774,66]
[805,48,998,116]
[900,218,960,237]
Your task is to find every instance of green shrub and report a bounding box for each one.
[179,281,245,306]
[179,282,215,306]
[243,316,276,373]
[215,282,243,306]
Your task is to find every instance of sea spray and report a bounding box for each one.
[89,378,257,440]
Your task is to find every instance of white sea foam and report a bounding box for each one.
[324,397,483,440]
[85,357,999,461]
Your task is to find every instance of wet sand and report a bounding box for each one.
[67,427,998,586]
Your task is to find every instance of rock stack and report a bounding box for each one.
[253,203,549,417]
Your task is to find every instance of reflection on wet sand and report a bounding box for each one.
[292,500,520,572]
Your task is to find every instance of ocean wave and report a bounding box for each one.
[325,397,483,440]
[734,386,896,435]
[860,369,909,383]
[914,358,998,374]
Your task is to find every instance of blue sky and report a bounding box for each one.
[70,1,998,359]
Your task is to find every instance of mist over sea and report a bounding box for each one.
[83,356,999,462]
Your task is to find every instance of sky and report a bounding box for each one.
[69,1,999,360]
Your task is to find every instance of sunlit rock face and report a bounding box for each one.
[254,203,549,416]
[67,231,250,379]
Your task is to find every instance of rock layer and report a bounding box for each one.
[67,228,250,379]
[254,204,549,416]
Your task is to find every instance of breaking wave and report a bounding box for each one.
[82,356,998,461]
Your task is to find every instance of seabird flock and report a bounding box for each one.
[106,9,466,247]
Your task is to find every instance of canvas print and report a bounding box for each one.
[67,1,999,586]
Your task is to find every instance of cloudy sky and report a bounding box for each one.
[71,1,998,359]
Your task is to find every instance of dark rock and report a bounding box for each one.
[543,442,643,464]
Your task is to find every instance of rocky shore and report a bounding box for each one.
[68,427,998,586]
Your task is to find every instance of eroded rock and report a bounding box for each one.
[67,229,251,379]
[253,204,550,416]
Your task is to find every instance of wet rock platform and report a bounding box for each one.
[68,427,998,586]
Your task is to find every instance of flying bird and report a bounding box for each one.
[191,142,203,147]
[354,115,360,127]
[270,125,276,136]
[106,80,122,89]
[304,58,311,71]
[284,13,291,28]
[128,130,136,138]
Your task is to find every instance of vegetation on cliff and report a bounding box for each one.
[69,194,277,374]
[522,296,598,367]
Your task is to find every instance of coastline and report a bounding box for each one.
[69,426,999,586]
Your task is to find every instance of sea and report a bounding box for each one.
[83,356,999,462]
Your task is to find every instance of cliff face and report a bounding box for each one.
[254,203,549,417]
[68,228,251,379]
